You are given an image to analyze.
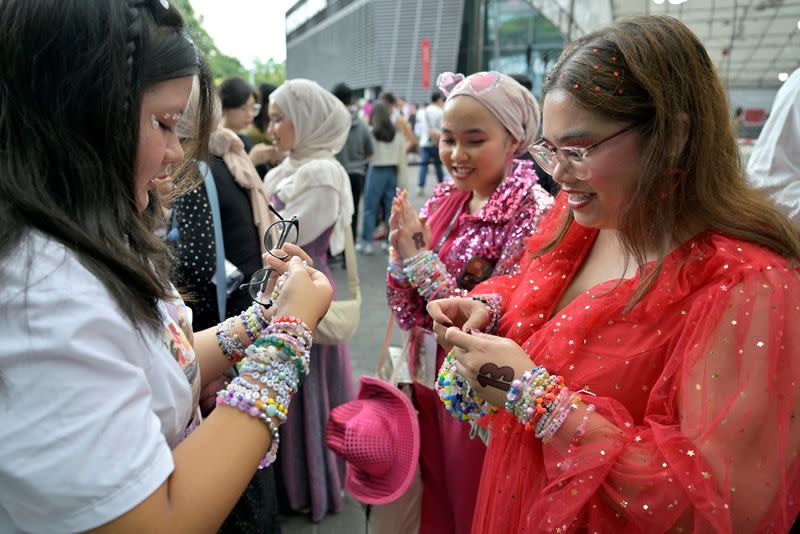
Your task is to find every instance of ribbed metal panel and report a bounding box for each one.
[287,0,465,104]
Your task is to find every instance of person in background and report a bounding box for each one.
[219,76,274,171]
[0,1,332,532]
[333,82,374,241]
[415,90,445,196]
[386,71,553,534]
[242,82,283,176]
[360,102,405,255]
[380,92,417,154]
[748,67,800,225]
[375,92,417,236]
[362,98,374,121]
[265,79,356,522]
[428,16,800,533]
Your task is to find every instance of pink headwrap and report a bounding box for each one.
[437,71,541,156]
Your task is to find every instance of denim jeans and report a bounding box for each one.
[417,145,444,189]
[362,165,397,243]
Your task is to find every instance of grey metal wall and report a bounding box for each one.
[286,0,465,104]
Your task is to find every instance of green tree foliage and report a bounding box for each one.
[252,58,286,86]
[171,0,285,86]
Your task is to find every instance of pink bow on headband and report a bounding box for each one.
[437,71,504,98]
[436,72,465,97]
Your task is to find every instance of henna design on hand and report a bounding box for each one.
[476,363,514,391]
[412,232,426,250]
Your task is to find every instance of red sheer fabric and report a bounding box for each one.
[470,195,800,533]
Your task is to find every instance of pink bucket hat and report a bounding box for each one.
[326,375,419,505]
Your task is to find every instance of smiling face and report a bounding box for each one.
[542,89,643,229]
[134,76,193,212]
[267,102,295,153]
[439,95,515,197]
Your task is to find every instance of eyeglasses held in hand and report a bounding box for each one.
[239,204,300,308]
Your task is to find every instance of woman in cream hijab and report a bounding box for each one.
[264,78,355,522]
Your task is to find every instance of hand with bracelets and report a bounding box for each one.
[213,255,333,468]
[216,315,312,468]
[426,294,501,354]
[435,325,595,443]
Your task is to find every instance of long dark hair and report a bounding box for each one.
[370,102,396,143]
[538,15,800,309]
[0,0,216,330]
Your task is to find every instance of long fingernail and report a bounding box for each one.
[440,318,452,327]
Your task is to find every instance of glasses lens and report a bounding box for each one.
[252,103,262,116]
[247,267,273,304]
[264,220,299,258]
[529,145,557,173]
[557,148,590,180]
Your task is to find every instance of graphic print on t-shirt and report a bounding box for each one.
[159,299,202,439]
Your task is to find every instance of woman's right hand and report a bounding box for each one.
[272,256,333,329]
[249,143,283,166]
[389,190,431,259]
[427,297,491,351]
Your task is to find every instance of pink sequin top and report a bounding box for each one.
[387,159,554,330]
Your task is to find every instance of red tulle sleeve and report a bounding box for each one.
[480,265,800,533]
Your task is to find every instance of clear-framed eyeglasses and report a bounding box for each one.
[527,124,635,180]
[239,204,300,308]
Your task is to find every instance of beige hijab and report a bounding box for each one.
[264,79,353,255]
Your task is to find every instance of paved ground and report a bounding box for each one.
[279,170,437,533]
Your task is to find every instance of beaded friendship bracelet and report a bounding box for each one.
[435,350,495,421]
[402,250,467,301]
[216,316,312,468]
[217,302,272,362]
[469,294,503,334]
[505,368,566,432]
[436,351,599,444]
[240,304,265,343]
[387,247,406,282]
[572,403,596,445]
[216,316,247,362]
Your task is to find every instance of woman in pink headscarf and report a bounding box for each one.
[385,71,554,533]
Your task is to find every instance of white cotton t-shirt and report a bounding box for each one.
[0,232,202,533]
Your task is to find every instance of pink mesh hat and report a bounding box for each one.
[326,375,419,505]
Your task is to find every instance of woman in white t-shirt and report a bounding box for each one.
[0,2,332,532]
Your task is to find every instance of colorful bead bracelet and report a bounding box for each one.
[216,316,312,468]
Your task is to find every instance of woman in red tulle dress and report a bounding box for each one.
[428,16,800,533]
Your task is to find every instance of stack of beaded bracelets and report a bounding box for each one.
[505,368,595,441]
[504,368,565,431]
[436,349,496,421]
[216,302,270,362]
[402,250,467,301]
[216,315,312,468]
[387,247,405,281]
